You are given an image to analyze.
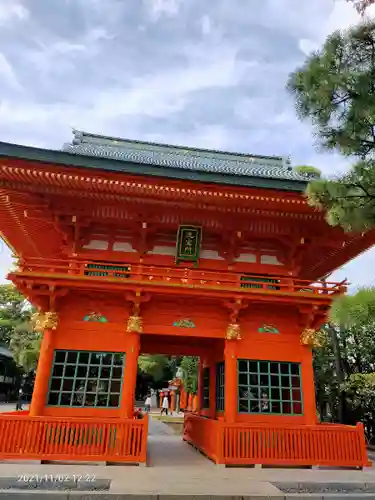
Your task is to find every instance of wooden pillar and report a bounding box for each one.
[120,332,140,418]
[180,388,186,410]
[29,329,54,416]
[193,395,198,412]
[188,393,193,411]
[197,358,204,415]
[209,361,216,419]
[170,390,175,413]
[224,340,237,423]
[302,350,318,425]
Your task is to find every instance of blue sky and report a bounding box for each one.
[0,0,374,289]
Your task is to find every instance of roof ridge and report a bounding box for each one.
[72,129,287,165]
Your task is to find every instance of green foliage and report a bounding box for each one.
[287,23,375,158]
[314,288,375,423]
[180,356,198,394]
[9,322,41,373]
[330,287,375,327]
[305,162,375,232]
[288,22,375,232]
[138,355,171,383]
[0,284,38,372]
[313,325,340,418]
[343,373,375,420]
[0,285,30,344]
[294,165,321,178]
[137,355,182,388]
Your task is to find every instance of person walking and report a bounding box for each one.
[160,394,169,416]
[144,394,151,413]
[16,388,23,411]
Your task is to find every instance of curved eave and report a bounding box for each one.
[0,141,308,192]
[302,228,375,280]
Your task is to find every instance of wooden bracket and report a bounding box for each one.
[47,286,69,312]
[125,291,151,315]
[297,304,328,331]
[223,298,249,323]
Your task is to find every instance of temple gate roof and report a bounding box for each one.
[0,130,317,191]
[62,130,314,183]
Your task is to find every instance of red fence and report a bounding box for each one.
[183,413,220,462]
[183,414,370,468]
[13,257,346,297]
[0,414,148,464]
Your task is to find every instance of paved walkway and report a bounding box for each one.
[147,415,214,468]
[0,403,28,412]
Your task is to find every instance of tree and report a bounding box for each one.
[313,327,340,419]
[287,22,375,232]
[138,355,171,384]
[0,285,30,345]
[347,0,375,14]
[294,165,322,178]
[180,356,198,394]
[0,284,39,372]
[137,355,181,390]
[314,287,375,424]
[330,287,375,328]
[342,373,375,424]
[9,322,41,373]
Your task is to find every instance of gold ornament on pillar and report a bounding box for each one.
[300,328,324,348]
[127,314,143,333]
[31,311,59,333]
[225,323,242,340]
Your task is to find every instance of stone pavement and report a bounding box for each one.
[1,413,375,497]
[147,415,213,468]
[0,403,28,413]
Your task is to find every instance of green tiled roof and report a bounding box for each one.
[62,130,315,183]
[0,130,315,191]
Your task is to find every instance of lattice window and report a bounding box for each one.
[48,350,125,408]
[215,362,225,411]
[238,359,303,415]
[202,367,210,409]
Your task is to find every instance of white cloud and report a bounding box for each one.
[324,0,375,33]
[0,245,13,284]
[298,38,319,56]
[201,15,211,36]
[145,0,183,20]
[0,41,254,132]
[0,53,22,90]
[331,247,375,293]
[0,0,373,290]
[0,1,29,25]
[298,0,375,56]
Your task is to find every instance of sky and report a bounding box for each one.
[0,0,374,290]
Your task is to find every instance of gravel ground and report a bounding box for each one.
[275,482,375,494]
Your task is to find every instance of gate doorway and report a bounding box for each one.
[138,334,223,467]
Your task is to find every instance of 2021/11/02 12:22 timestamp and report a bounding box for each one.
[17,474,97,483]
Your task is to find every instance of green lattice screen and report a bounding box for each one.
[202,367,210,409]
[215,362,225,411]
[238,359,303,415]
[47,350,125,408]
[84,263,130,278]
[240,274,280,290]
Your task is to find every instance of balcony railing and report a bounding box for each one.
[12,257,347,298]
